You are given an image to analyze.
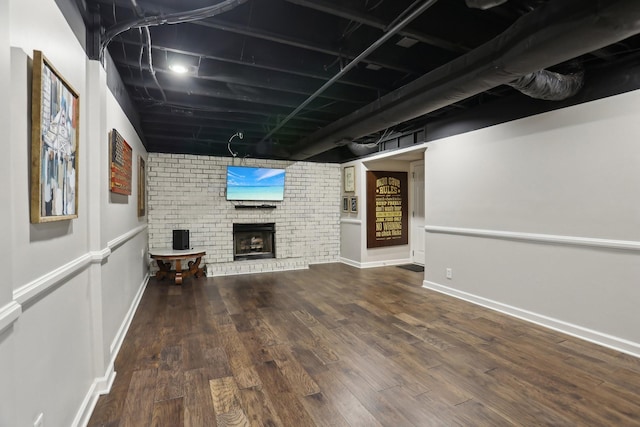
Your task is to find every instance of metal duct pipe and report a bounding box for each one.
[466,0,509,10]
[508,69,584,101]
[467,0,583,101]
[257,0,440,145]
[347,141,379,156]
[290,0,640,160]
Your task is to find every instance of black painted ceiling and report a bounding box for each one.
[86,0,640,161]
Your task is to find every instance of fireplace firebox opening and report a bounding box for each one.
[233,223,276,261]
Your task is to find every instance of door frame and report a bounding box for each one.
[410,159,425,265]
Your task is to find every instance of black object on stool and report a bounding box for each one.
[173,229,190,250]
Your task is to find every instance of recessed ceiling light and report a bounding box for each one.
[396,37,418,48]
[169,64,189,74]
[365,63,382,71]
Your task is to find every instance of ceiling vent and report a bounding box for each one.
[396,37,419,48]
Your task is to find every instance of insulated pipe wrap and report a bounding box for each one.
[291,0,640,160]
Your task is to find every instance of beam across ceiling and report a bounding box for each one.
[113,37,389,92]
[111,55,376,104]
[283,0,469,53]
[122,74,354,111]
[97,0,422,75]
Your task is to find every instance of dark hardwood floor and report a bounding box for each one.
[88,263,640,426]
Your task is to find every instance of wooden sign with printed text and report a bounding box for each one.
[366,171,408,248]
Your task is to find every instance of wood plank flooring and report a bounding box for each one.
[88,263,640,426]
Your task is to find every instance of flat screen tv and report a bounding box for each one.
[226,166,286,201]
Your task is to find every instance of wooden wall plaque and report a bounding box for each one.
[366,171,408,248]
[109,129,132,195]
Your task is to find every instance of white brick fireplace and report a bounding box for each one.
[147,154,341,276]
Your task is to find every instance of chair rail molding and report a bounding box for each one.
[0,301,22,333]
[425,225,640,251]
[13,225,149,306]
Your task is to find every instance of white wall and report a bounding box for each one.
[101,90,148,363]
[0,1,17,425]
[1,0,150,426]
[423,89,640,356]
[148,154,340,275]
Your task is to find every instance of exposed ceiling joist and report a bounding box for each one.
[112,55,376,104]
[283,0,469,53]
[114,37,388,91]
[96,0,422,75]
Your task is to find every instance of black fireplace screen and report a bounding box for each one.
[233,223,275,261]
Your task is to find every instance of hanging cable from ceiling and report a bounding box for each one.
[101,0,249,57]
[112,0,247,103]
[144,26,167,102]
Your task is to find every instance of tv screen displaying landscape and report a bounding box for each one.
[226,166,286,201]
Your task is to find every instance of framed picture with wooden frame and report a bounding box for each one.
[342,196,349,212]
[138,156,146,217]
[30,50,80,223]
[344,165,355,192]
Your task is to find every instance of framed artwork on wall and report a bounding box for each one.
[350,196,358,213]
[109,129,133,195]
[138,157,146,217]
[344,166,355,192]
[342,196,349,212]
[30,50,80,223]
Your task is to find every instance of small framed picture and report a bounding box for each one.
[350,196,358,213]
[344,166,355,192]
[342,196,349,212]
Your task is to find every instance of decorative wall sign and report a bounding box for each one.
[30,50,80,223]
[109,129,132,195]
[366,171,408,248]
[344,166,355,192]
[138,156,146,216]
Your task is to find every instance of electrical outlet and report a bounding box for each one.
[446,268,452,279]
[34,413,43,427]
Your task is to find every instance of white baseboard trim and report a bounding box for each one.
[72,364,116,427]
[75,274,149,427]
[425,225,640,252]
[308,260,342,266]
[0,301,22,334]
[110,273,150,354]
[339,257,361,268]
[74,275,149,427]
[209,265,309,277]
[340,258,412,269]
[422,280,640,359]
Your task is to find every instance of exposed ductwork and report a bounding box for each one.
[466,0,509,10]
[508,69,584,101]
[469,0,585,102]
[290,0,640,160]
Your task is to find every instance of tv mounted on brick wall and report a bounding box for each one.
[226,166,286,201]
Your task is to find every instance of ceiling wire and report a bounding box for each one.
[137,28,153,100]
[144,26,167,102]
[101,0,249,57]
